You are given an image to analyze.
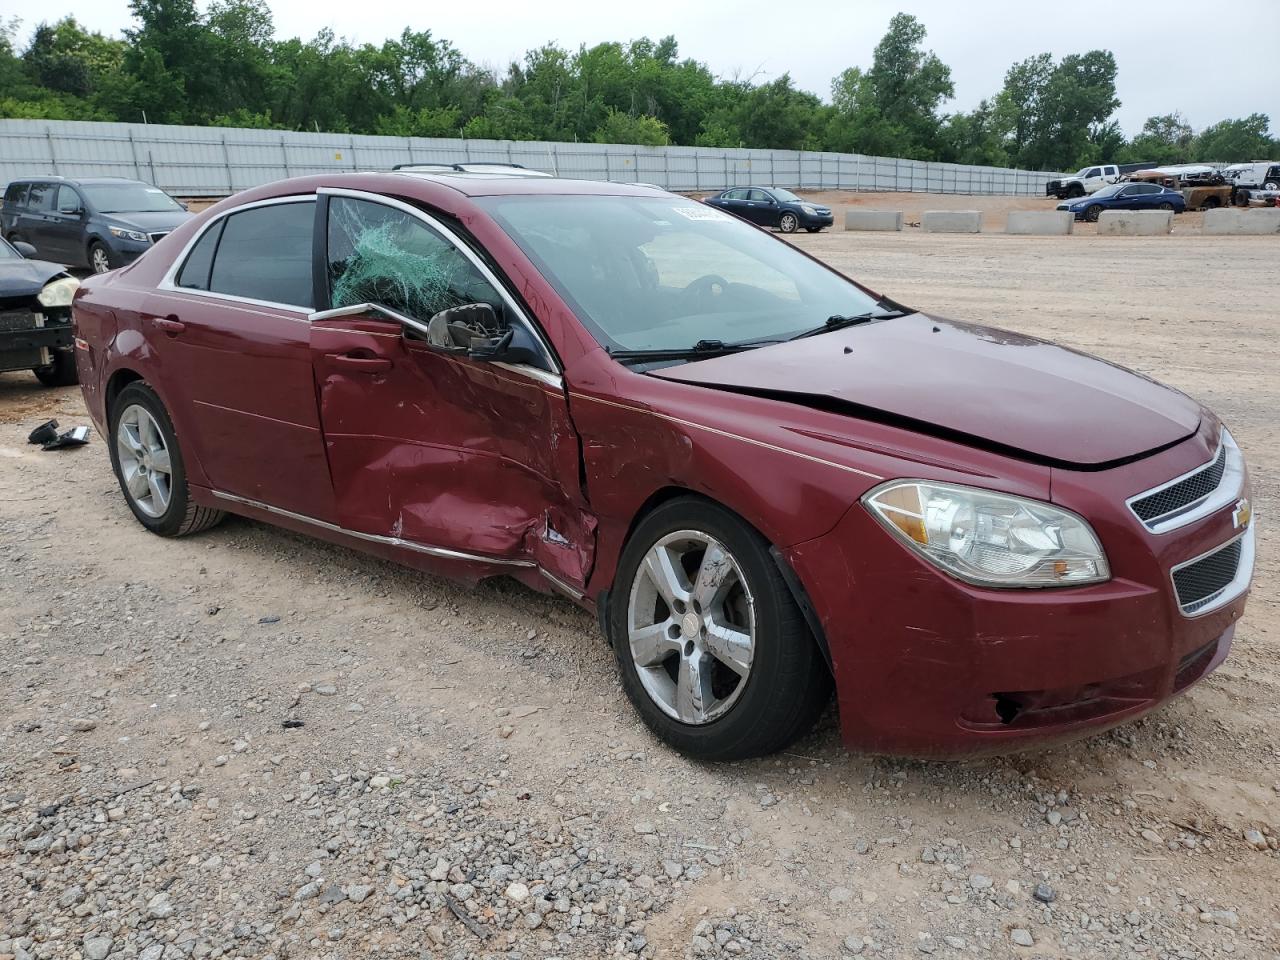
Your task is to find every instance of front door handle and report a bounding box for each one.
[329,353,392,374]
[151,316,185,335]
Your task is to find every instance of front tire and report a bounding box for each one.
[608,497,831,761]
[778,212,799,234]
[1158,201,1175,212]
[33,347,78,387]
[1085,205,1102,222]
[108,382,224,537]
[89,240,114,274]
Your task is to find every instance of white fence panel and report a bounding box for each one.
[0,119,1067,197]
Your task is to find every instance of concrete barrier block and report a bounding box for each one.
[922,210,982,233]
[1006,210,1074,235]
[1203,208,1280,235]
[1097,210,1172,236]
[844,209,903,232]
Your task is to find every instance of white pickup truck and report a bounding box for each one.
[1045,165,1123,199]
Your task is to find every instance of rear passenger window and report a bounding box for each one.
[176,219,224,291]
[26,182,55,211]
[207,200,315,308]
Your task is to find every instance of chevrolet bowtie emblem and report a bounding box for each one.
[1233,498,1252,531]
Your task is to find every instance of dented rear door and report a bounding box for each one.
[309,190,595,590]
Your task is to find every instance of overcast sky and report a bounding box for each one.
[10,0,1274,136]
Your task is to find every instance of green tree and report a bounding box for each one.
[592,108,670,146]
[1121,113,1194,164]
[824,14,953,159]
[994,50,1119,169]
[1194,114,1276,162]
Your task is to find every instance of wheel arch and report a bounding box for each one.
[105,367,145,416]
[597,484,833,675]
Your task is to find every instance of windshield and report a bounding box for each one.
[81,182,182,214]
[770,188,802,203]
[477,195,888,352]
[1091,185,1124,199]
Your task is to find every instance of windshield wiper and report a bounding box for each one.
[609,337,783,365]
[788,309,908,341]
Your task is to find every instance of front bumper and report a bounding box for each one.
[0,308,73,372]
[801,211,834,229]
[786,431,1253,757]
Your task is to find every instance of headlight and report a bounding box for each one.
[863,480,1109,587]
[108,226,150,242]
[801,204,818,214]
[37,275,80,308]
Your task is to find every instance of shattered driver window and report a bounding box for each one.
[326,197,500,322]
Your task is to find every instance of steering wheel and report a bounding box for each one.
[678,274,729,313]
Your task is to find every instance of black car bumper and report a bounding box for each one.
[800,211,834,229]
[0,307,72,372]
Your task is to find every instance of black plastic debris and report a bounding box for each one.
[27,420,59,445]
[40,425,91,451]
[282,719,305,729]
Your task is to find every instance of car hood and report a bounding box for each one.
[651,313,1202,468]
[0,257,68,298]
[100,210,192,232]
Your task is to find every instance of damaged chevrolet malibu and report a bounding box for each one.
[71,172,1255,760]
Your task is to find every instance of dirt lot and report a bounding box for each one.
[1,219,1277,960]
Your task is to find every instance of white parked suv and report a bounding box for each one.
[1224,161,1280,191]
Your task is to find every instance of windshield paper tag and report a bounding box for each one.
[672,205,732,222]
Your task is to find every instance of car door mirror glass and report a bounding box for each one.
[12,240,37,258]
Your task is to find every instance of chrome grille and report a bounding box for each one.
[1172,537,1243,615]
[1131,445,1227,523]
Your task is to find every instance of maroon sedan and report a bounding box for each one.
[72,173,1255,760]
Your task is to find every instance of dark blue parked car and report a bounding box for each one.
[2,176,191,274]
[1057,182,1186,222]
[704,186,833,233]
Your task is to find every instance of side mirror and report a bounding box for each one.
[422,302,545,366]
[12,241,38,258]
[59,206,83,217]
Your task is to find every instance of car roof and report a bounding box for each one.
[384,171,671,198]
[8,176,150,186]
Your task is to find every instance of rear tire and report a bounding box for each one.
[108,381,224,537]
[608,496,831,761]
[33,347,78,387]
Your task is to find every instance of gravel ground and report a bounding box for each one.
[1,210,1278,960]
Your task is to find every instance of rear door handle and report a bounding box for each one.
[329,353,392,373]
[151,316,185,335]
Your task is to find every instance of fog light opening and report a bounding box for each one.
[994,694,1022,725]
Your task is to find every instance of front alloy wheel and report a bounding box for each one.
[90,242,112,274]
[779,213,799,233]
[1085,205,1102,222]
[628,530,755,725]
[609,497,831,760]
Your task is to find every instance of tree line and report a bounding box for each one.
[2,2,1276,172]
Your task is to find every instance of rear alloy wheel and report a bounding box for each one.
[778,212,799,233]
[609,497,831,761]
[109,382,224,537]
[1085,205,1102,222]
[89,241,113,274]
